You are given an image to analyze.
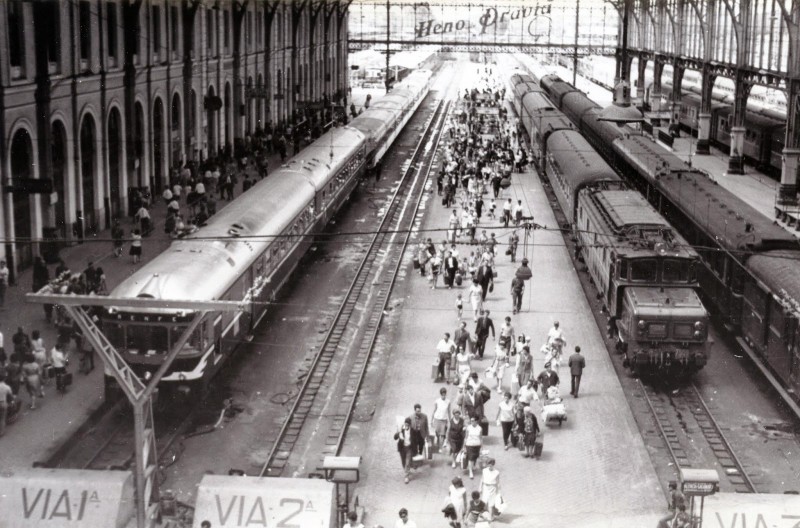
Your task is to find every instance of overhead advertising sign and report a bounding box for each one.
[348,1,618,54]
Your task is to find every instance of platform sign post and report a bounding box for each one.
[680,468,720,528]
[26,293,243,528]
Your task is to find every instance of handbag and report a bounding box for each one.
[493,494,507,515]
[505,247,512,255]
[489,282,494,293]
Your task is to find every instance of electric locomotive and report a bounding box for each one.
[100,70,433,396]
[534,70,800,402]
[511,74,710,375]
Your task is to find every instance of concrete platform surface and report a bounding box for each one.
[343,119,664,526]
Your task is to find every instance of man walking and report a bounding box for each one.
[408,404,430,456]
[475,261,494,302]
[510,274,524,314]
[454,321,472,355]
[474,310,495,359]
[436,332,455,382]
[568,346,586,398]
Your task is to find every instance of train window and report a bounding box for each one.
[630,259,657,282]
[106,322,126,349]
[127,324,169,353]
[646,322,668,339]
[674,323,694,339]
[618,259,628,279]
[663,259,690,283]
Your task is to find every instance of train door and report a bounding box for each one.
[788,317,800,395]
[607,258,617,314]
[742,279,769,355]
[211,314,223,363]
[764,298,793,386]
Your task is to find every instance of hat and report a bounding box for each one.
[544,361,552,368]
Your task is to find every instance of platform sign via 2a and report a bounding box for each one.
[193,475,336,528]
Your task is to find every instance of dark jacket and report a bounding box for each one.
[475,265,493,286]
[475,315,495,338]
[569,353,586,375]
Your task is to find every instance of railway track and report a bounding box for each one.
[49,401,192,474]
[259,93,452,478]
[638,380,756,493]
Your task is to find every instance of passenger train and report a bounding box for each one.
[100,69,434,396]
[547,53,787,176]
[533,71,800,402]
[510,73,710,375]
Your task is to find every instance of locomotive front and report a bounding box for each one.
[617,283,709,376]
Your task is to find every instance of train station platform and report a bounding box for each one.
[343,122,665,525]
[0,147,296,470]
[547,62,800,239]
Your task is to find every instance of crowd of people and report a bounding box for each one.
[384,69,588,528]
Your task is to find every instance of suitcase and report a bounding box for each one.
[533,440,543,458]
[455,272,463,286]
[61,372,73,387]
[460,452,468,469]
[413,257,420,270]
[432,360,441,381]
[427,435,439,455]
[479,416,489,436]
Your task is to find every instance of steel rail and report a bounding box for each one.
[259,94,449,477]
[638,379,756,493]
[333,100,453,454]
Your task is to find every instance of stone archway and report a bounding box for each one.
[224,82,232,153]
[171,92,183,167]
[79,114,98,234]
[133,101,146,187]
[153,97,165,193]
[207,85,217,156]
[108,108,123,219]
[10,128,34,269]
[51,120,68,237]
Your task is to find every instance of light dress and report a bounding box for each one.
[480,467,500,519]
[449,484,467,521]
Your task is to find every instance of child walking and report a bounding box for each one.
[455,293,464,321]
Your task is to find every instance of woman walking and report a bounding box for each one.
[480,458,501,521]
[21,354,44,408]
[447,477,468,527]
[464,416,483,479]
[455,347,471,386]
[495,392,515,450]
[523,405,540,458]
[448,409,466,468]
[468,280,483,322]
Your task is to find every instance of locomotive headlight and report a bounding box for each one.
[694,321,704,331]
[638,320,647,330]
[694,331,702,339]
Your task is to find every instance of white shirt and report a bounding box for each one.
[548,326,564,344]
[437,339,455,354]
[433,398,451,420]
[51,348,66,368]
[503,201,512,211]
[195,182,206,194]
[394,520,418,528]
[518,384,539,404]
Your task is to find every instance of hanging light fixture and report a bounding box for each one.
[597,0,643,126]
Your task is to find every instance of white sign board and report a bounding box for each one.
[702,493,800,527]
[0,468,134,528]
[193,475,336,528]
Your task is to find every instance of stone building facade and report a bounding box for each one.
[0,0,350,276]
